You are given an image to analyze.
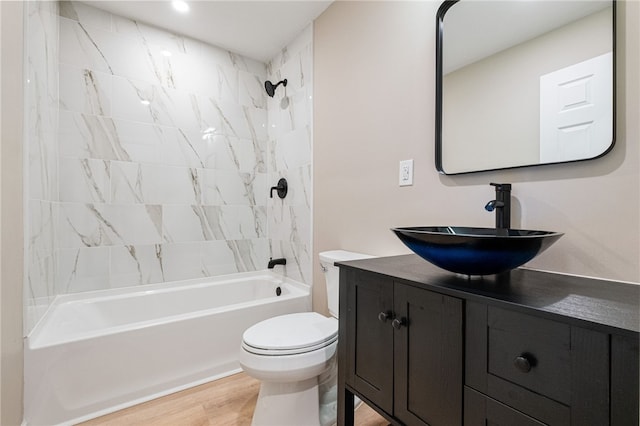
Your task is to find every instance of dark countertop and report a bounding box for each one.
[337,254,640,337]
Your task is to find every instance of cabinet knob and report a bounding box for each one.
[392,317,407,329]
[378,311,392,323]
[514,354,533,373]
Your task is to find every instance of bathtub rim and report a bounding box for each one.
[26,270,310,350]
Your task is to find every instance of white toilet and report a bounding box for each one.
[239,250,373,426]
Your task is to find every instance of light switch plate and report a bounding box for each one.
[399,159,414,186]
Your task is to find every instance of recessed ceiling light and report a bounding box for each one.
[160,49,172,57]
[172,1,189,13]
[140,99,151,106]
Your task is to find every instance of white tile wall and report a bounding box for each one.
[26,1,313,333]
[25,0,59,329]
[266,25,313,285]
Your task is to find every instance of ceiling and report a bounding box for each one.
[85,1,333,63]
[443,1,611,74]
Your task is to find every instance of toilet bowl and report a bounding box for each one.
[239,250,373,426]
[240,312,338,383]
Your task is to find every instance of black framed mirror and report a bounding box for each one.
[436,0,616,175]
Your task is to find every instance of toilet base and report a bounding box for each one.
[251,377,320,426]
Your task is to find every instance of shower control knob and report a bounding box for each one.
[269,178,288,199]
[392,317,407,329]
[378,311,392,323]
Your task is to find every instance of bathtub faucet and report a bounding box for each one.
[268,257,287,269]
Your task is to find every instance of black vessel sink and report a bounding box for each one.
[392,226,563,276]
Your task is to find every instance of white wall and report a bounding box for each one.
[1,1,25,423]
[313,1,639,313]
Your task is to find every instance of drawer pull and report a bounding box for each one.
[392,317,407,329]
[514,354,534,373]
[378,311,392,323]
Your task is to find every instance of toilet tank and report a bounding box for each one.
[319,250,374,318]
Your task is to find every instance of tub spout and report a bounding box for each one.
[268,257,286,269]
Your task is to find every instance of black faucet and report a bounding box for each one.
[485,183,511,229]
[268,257,287,269]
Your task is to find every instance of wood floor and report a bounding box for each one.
[79,372,389,426]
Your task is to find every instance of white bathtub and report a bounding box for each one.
[24,271,311,426]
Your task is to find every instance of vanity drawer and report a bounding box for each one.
[464,386,547,426]
[466,301,610,425]
[487,307,571,404]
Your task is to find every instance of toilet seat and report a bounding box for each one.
[242,312,338,356]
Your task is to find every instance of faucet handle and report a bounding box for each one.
[270,178,288,199]
[490,182,512,191]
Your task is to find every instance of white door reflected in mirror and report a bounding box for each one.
[539,52,613,163]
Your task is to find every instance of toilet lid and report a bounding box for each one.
[242,312,338,355]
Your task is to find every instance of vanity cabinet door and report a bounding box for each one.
[345,270,394,413]
[611,334,640,425]
[394,284,463,426]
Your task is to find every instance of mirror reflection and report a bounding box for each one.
[436,1,615,174]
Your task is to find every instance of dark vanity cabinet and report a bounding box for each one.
[341,269,462,426]
[337,255,639,426]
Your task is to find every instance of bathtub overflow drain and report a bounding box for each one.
[276,287,282,296]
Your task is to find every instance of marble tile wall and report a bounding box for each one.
[25,0,59,328]
[25,1,313,333]
[266,26,313,285]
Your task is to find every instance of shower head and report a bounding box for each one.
[264,79,287,97]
